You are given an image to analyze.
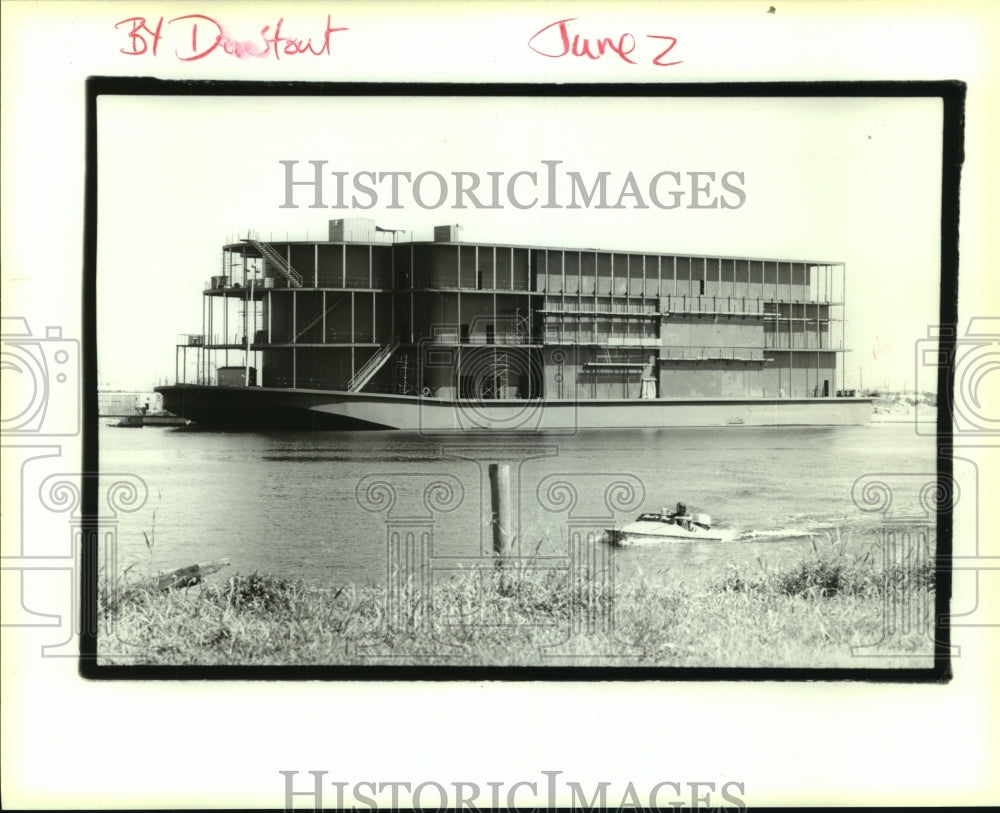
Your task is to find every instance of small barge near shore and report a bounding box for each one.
[109,412,192,428]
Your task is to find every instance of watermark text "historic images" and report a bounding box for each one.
[280,770,746,810]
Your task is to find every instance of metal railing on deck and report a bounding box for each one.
[659,347,769,363]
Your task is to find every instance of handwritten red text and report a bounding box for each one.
[528,18,682,67]
[115,14,348,61]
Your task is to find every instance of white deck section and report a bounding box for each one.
[307,393,873,431]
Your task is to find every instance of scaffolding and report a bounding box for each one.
[480,350,511,399]
[395,352,417,396]
[511,307,531,344]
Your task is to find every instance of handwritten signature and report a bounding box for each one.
[115,14,348,61]
[528,17,682,66]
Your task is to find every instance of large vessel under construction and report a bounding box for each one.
[155,218,871,430]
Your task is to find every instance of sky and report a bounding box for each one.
[97,93,943,392]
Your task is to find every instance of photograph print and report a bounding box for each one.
[91,83,953,675]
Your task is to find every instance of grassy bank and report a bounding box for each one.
[98,538,936,668]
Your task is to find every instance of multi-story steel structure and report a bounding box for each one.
[157,218,870,429]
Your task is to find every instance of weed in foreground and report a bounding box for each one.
[98,531,937,666]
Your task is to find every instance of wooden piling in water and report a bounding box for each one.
[489,463,511,560]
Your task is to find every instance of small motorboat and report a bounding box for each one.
[605,511,733,546]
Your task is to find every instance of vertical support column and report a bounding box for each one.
[390,248,396,345]
[561,247,566,296]
[350,291,355,386]
[245,278,255,387]
[234,288,245,381]
[841,263,847,395]
[788,311,793,397]
[200,296,206,384]
[488,463,511,560]
[587,252,595,344]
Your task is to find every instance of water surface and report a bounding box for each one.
[100,423,938,589]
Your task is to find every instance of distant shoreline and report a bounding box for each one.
[869,392,936,425]
[869,416,936,424]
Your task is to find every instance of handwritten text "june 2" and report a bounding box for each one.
[528,18,681,66]
[115,15,348,61]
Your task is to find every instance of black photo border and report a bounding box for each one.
[80,77,963,682]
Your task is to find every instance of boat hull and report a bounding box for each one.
[110,414,191,428]
[605,524,734,546]
[156,384,872,431]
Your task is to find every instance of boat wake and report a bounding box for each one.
[733,519,865,542]
[734,527,814,542]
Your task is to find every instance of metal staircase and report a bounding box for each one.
[246,236,303,288]
[347,336,400,392]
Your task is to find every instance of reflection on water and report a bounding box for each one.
[100,423,937,589]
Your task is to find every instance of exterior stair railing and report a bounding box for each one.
[247,235,303,288]
[347,335,400,392]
